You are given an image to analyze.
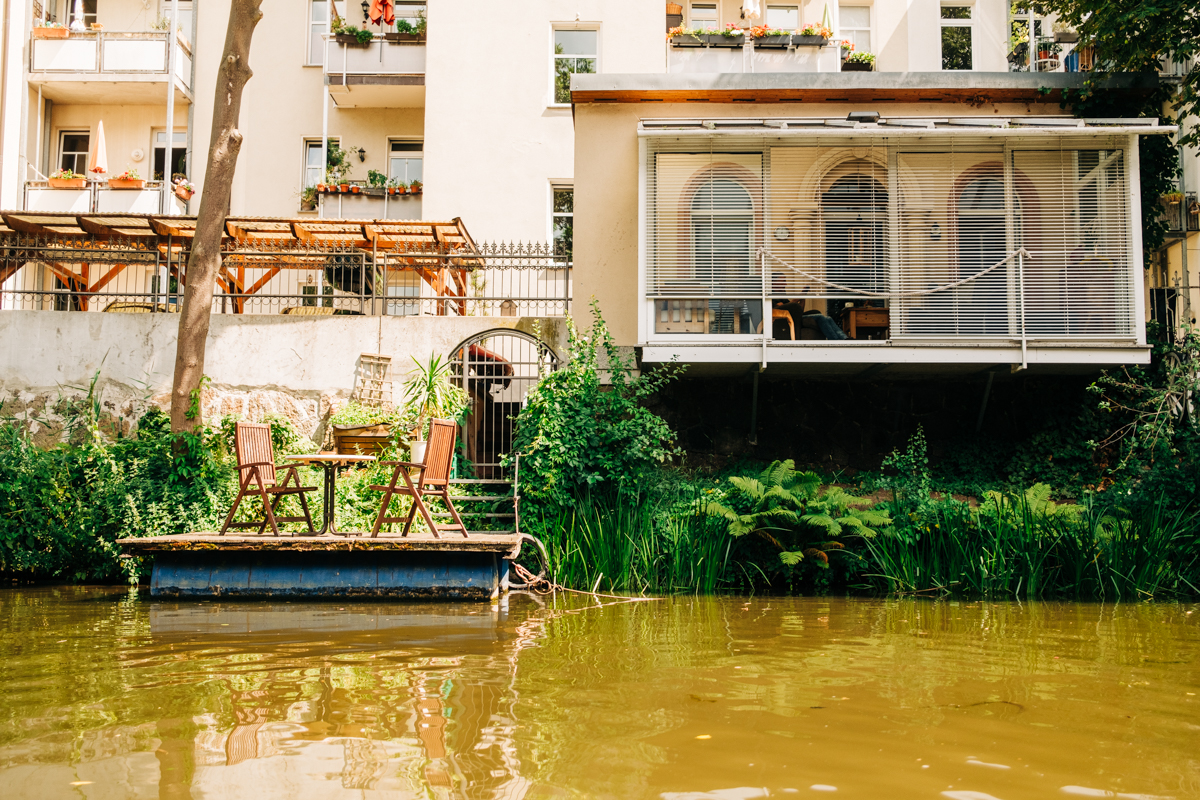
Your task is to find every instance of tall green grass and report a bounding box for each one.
[862,494,1199,600]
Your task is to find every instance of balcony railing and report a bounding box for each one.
[323,33,425,106]
[22,181,188,215]
[667,37,841,73]
[30,30,192,89]
[313,189,422,220]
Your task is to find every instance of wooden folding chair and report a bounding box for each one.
[220,422,316,536]
[369,418,468,538]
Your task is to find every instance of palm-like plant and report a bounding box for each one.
[402,354,469,441]
[700,459,890,567]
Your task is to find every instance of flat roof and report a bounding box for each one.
[637,115,1175,137]
[570,71,1162,104]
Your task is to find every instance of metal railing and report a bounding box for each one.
[21,181,187,215]
[30,29,192,88]
[0,237,570,317]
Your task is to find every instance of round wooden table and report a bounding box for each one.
[289,453,376,536]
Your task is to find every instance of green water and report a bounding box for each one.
[0,588,1197,799]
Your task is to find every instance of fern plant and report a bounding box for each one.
[699,460,890,568]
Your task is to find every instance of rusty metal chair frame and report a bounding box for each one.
[220,421,316,536]
[370,418,468,538]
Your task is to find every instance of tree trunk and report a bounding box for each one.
[169,0,264,433]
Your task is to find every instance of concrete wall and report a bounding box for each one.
[0,310,565,443]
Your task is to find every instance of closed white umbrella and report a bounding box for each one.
[88,120,108,176]
[743,0,762,21]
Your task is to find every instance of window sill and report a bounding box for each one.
[545,105,572,115]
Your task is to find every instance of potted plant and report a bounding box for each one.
[706,23,745,46]
[402,354,468,464]
[33,21,69,38]
[668,25,705,46]
[384,13,427,43]
[1053,20,1079,43]
[842,50,875,71]
[172,175,194,201]
[349,183,361,194]
[750,25,791,49]
[109,168,145,189]
[666,2,683,31]
[300,185,318,211]
[331,18,374,46]
[366,169,388,196]
[408,180,422,196]
[1163,191,1185,206]
[794,23,831,46]
[330,401,400,456]
[47,167,87,188]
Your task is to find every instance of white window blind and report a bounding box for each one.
[643,134,1135,341]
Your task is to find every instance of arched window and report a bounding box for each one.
[822,174,887,312]
[691,178,753,291]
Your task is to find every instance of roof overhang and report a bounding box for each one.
[637,116,1177,138]
[571,71,1163,105]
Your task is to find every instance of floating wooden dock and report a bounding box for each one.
[118,533,524,600]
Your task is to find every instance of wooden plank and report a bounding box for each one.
[118,531,521,553]
[88,263,128,293]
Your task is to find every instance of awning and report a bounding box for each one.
[637,116,1176,138]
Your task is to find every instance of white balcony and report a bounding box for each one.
[315,190,422,220]
[29,30,192,104]
[323,35,425,108]
[23,182,187,215]
[667,40,842,74]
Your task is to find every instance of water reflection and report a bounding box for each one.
[0,589,1197,799]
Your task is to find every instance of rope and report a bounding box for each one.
[758,247,1031,300]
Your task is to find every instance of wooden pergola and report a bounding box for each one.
[0,213,482,314]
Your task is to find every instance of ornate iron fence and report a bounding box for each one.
[0,237,571,317]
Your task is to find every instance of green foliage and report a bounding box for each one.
[329,401,400,428]
[1029,0,1200,150]
[700,459,889,571]
[402,354,469,440]
[511,302,684,508]
[0,389,235,583]
[366,169,388,188]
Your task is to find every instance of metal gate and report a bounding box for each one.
[449,329,558,480]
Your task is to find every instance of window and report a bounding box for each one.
[690,3,718,27]
[551,185,573,258]
[387,271,420,315]
[766,5,798,29]
[59,131,89,174]
[388,140,423,184]
[941,6,973,70]
[63,0,96,27]
[395,3,426,31]
[160,0,193,40]
[153,130,187,181]
[692,178,759,334]
[553,29,597,105]
[304,138,337,188]
[308,0,327,66]
[822,174,887,313]
[956,173,1011,334]
[839,5,871,52]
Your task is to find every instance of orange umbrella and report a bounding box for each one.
[369,0,395,26]
[88,119,108,175]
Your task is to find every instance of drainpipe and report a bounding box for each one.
[320,14,330,220]
[163,0,179,214]
[185,0,197,200]
[1180,144,1192,326]
[0,0,11,207]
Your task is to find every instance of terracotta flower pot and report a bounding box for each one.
[48,177,87,188]
[350,185,361,194]
[108,178,146,189]
[317,183,326,192]
[339,183,350,192]
[174,187,193,201]
[34,27,69,39]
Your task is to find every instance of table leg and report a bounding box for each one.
[308,463,336,536]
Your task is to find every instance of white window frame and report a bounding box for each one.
[307,0,329,67]
[550,182,573,256]
[387,138,424,185]
[303,137,337,190]
[688,2,719,29]
[837,4,873,53]
[550,26,600,108]
[151,128,188,182]
[939,4,975,71]
[765,5,799,30]
[58,130,90,175]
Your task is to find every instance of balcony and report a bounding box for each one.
[323,35,425,108]
[667,37,842,74]
[22,181,187,215]
[314,189,422,220]
[29,30,192,104]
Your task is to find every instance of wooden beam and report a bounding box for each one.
[0,213,53,235]
[291,222,314,242]
[242,266,283,299]
[88,263,129,294]
[226,221,250,240]
[149,217,189,238]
